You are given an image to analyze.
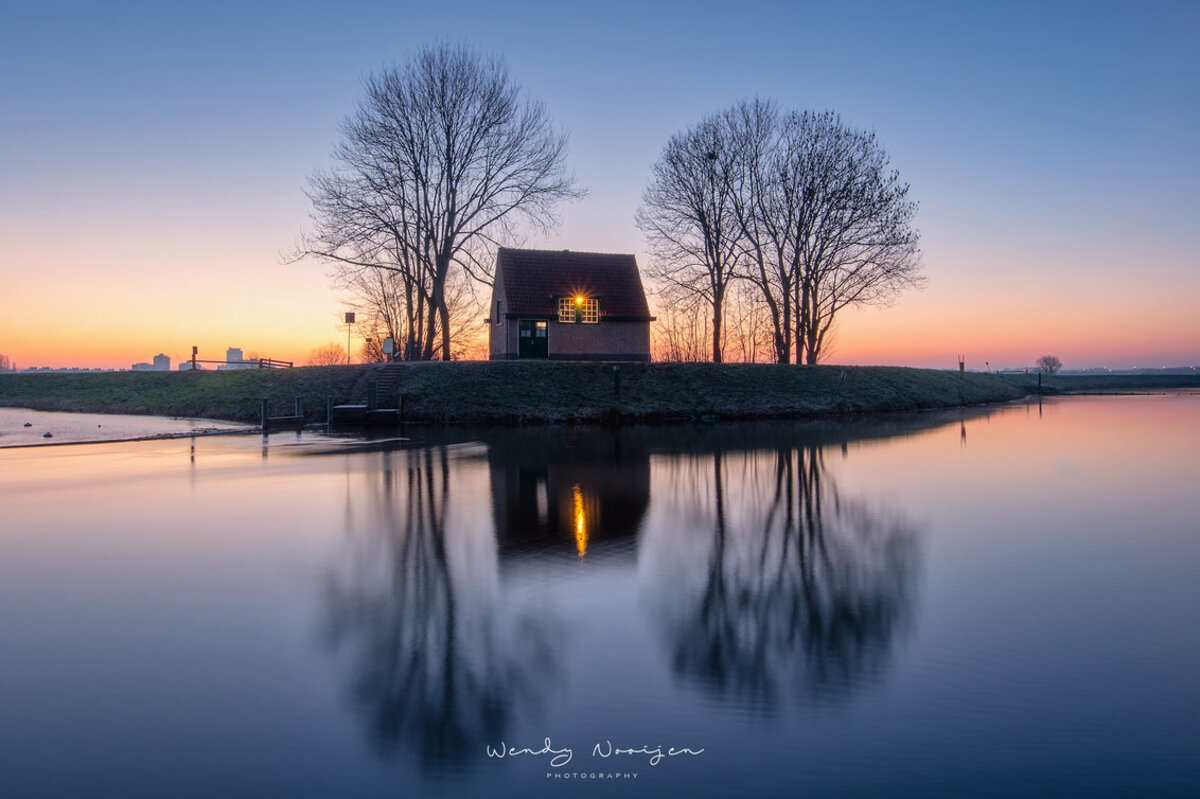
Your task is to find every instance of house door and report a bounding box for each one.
[518,320,548,358]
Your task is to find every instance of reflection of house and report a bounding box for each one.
[487,429,650,558]
[488,248,654,361]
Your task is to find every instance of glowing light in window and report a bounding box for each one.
[572,483,587,559]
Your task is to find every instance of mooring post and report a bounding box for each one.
[1038,373,1042,395]
[295,398,303,418]
[261,398,270,435]
[613,365,621,399]
[326,396,334,427]
[399,392,407,423]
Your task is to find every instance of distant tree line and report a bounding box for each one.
[638,98,922,364]
[307,342,348,366]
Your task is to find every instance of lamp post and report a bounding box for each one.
[344,312,356,365]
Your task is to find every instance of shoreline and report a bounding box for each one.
[1,363,1197,426]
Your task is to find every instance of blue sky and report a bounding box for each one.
[1,0,1196,368]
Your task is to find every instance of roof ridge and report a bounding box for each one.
[499,247,635,259]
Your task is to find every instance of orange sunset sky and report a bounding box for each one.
[2,2,1197,371]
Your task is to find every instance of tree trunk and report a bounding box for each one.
[438,299,451,361]
[712,291,724,364]
[795,278,806,365]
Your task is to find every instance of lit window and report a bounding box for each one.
[558,296,599,323]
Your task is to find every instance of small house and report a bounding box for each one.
[488,248,654,361]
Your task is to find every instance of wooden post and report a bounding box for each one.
[399,393,407,423]
[261,399,270,434]
[295,398,303,418]
[326,397,334,427]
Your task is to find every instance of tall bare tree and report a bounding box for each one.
[787,111,922,364]
[646,101,922,364]
[724,98,796,363]
[637,118,743,363]
[295,43,583,360]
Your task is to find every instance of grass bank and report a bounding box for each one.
[0,362,1035,424]
[3,364,1194,425]
[0,367,366,423]
[1038,373,1200,393]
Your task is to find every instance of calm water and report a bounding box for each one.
[1,395,1198,798]
[0,407,250,446]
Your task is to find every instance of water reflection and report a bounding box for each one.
[641,441,920,707]
[485,428,651,558]
[323,446,561,770]
[323,417,938,772]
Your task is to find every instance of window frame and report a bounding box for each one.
[557,297,599,324]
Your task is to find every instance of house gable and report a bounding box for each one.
[488,248,653,362]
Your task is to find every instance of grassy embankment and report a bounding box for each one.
[1,364,1195,425]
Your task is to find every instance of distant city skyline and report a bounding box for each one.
[1,0,1196,370]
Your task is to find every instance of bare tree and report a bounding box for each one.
[724,98,797,363]
[347,265,483,362]
[295,43,583,360]
[637,117,743,362]
[724,280,774,363]
[1036,354,1063,375]
[307,342,348,366]
[0,353,11,372]
[789,111,922,364]
[647,101,922,364]
[651,288,712,363]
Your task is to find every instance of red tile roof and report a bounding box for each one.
[497,248,653,320]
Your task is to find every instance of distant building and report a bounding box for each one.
[178,362,203,371]
[153,353,170,371]
[219,347,255,370]
[488,248,654,362]
[131,362,153,371]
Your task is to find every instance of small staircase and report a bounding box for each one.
[373,364,407,407]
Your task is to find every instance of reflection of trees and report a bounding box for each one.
[323,446,558,771]
[643,445,919,707]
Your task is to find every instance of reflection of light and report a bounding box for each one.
[573,483,587,559]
